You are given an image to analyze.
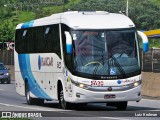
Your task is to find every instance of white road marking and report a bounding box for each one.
[0,103,61,111]
[142,99,160,102]
[0,103,124,118]
[100,117,129,120]
[0,89,4,91]
[0,98,160,118]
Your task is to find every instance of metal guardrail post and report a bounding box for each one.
[152,48,153,72]
[142,50,143,71]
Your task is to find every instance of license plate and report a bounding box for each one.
[104,94,116,99]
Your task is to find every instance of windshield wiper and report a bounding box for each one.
[93,51,105,75]
[109,56,126,77]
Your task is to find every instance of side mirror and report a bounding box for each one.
[65,31,72,54]
[137,31,149,52]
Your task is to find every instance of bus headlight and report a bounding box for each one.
[134,82,139,87]
[79,83,85,88]
[71,79,89,89]
[131,80,142,88]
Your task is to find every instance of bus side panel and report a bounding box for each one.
[15,71,25,96]
[45,73,54,99]
[14,51,25,96]
[28,53,63,100]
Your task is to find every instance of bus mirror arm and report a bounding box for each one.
[65,31,73,54]
[137,31,149,52]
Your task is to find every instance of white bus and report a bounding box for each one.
[15,11,148,110]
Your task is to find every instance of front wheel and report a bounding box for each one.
[7,79,11,84]
[59,87,71,109]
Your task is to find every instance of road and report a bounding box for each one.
[0,81,160,120]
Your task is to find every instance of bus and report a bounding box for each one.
[15,11,148,110]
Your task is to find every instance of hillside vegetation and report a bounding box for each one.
[0,0,159,43]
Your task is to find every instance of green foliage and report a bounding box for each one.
[71,0,160,30]
[0,0,160,45]
[148,38,160,48]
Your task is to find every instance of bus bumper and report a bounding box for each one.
[66,85,141,103]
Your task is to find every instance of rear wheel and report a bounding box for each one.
[59,85,71,109]
[34,98,44,105]
[107,101,127,110]
[25,82,44,105]
[25,82,35,105]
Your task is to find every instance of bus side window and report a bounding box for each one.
[53,24,61,58]
[22,29,28,53]
[36,26,44,53]
[22,30,27,39]
[44,27,51,51]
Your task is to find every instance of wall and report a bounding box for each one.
[142,72,160,97]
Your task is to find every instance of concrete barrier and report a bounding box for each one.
[142,72,160,97]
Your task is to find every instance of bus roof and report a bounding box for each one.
[16,11,135,30]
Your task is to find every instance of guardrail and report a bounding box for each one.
[0,50,14,65]
[142,48,160,72]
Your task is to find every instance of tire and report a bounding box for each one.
[107,101,127,110]
[7,79,11,84]
[59,86,71,109]
[25,82,35,105]
[25,82,44,105]
[35,99,44,105]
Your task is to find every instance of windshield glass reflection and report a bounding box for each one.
[71,29,140,77]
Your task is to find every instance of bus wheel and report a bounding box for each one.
[25,82,35,105]
[59,87,71,109]
[35,99,44,105]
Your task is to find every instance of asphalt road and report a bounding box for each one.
[0,81,160,120]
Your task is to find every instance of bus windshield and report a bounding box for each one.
[71,29,140,78]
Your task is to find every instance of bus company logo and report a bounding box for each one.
[38,55,53,70]
[117,79,136,84]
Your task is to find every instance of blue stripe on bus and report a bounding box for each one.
[18,54,52,100]
[21,21,34,28]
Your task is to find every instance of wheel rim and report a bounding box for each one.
[26,90,30,102]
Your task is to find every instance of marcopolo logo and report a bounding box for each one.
[38,55,53,70]
[117,80,122,84]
